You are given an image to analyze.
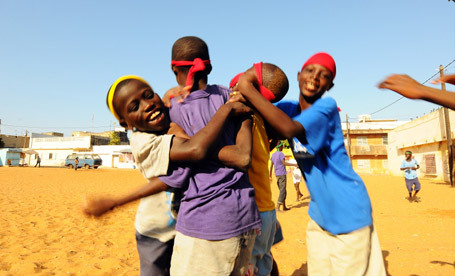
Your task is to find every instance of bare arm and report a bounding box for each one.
[168,102,251,163]
[82,177,168,217]
[378,74,455,110]
[236,71,306,140]
[217,117,253,172]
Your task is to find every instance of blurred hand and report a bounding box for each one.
[431,74,455,86]
[162,85,192,107]
[82,196,117,217]
[378,74,423,99]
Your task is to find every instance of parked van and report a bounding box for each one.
[65,153,102,169]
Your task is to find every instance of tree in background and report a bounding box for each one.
[0,137,4,148]
[109,132,121,145]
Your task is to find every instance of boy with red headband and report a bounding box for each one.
[158,36,261,275]
[84,75,252,276]
[235,53,386,275]
[229,62,289,276]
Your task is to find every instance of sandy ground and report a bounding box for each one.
[0,166,454,276]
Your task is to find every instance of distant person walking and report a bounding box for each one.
[35,155,41,167]
[400,151,421,202]
[75,157,79,171]
[270,141,297,211]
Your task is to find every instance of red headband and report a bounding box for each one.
[301,52,336,80]
[229,62,276,102]
[171,58,211,87]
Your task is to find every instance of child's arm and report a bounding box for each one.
[216,116,253,172]
[168,101,252,162]
[236,72,306,140]
[378,74,455,110]
[82,177,168,217]
[269,161,274,181]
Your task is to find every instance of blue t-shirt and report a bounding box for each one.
[275,97,372,235]
[271,150,286,176]
[400,159,419,179]
[159,85,261,240]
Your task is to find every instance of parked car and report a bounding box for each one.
[65,153,102,169]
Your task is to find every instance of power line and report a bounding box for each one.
[370,59,455,116]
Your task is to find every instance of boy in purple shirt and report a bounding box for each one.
[159,36,261,275]
[270,141,297,211]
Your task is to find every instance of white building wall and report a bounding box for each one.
[387,109,455,181]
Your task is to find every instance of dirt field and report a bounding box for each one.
[0,167,454,276]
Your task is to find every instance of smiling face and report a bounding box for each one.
[297,64,334,103]
[113,79,170,133]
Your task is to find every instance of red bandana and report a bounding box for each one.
[301,52,336,80]
[229,62,276,102]
[171,58,211,87]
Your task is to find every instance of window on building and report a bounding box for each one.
[424,154,436,174]
[49,153,53,159]
[382,135,388,145]
[382,159,388,169]
[357,159,371,169]
[357,136,368,146]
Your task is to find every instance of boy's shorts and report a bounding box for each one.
[136,231,174,276]
[249,210,277,276]
[306,219,386,276]
[170,230,256,276]
[405,178,421,193]
[276,175,287,204]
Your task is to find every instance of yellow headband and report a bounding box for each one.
[107,75,150,120]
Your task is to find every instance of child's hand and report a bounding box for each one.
[82,196,117,217]
[226,101,252,116]
[162,85,192,107]
[228,91,247,103]
[378,74,424,99]
[431,74,455,86]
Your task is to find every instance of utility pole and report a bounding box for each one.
[346,114,352,162]
[439,65,454,187]
[23,130,28,148]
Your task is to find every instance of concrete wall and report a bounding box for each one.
[0,134,30,148]
[0,149,22,166]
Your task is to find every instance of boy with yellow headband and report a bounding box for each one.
[84,75,252,275]
[235,53,386,275]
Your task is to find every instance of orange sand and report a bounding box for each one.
[1,167,454,275]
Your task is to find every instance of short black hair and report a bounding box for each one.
[262,63,289,103]
[171,36,211,74]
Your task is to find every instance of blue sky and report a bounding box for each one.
[1,1,454,136]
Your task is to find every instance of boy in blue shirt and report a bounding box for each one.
[234,52,386,275]
[400,151,421,202]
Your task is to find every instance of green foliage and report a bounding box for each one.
[109,132,121,145]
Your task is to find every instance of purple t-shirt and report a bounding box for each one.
[158,84,261,240]
[271,151,286,176]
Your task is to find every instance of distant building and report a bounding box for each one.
[0,134,30,148]
[72,127,129,145]
[342,115,409,174]
[387,108,455,182]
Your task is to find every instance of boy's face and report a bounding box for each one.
[171,66,187,88]
[114,80,170,133]
[297,64,334,102]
